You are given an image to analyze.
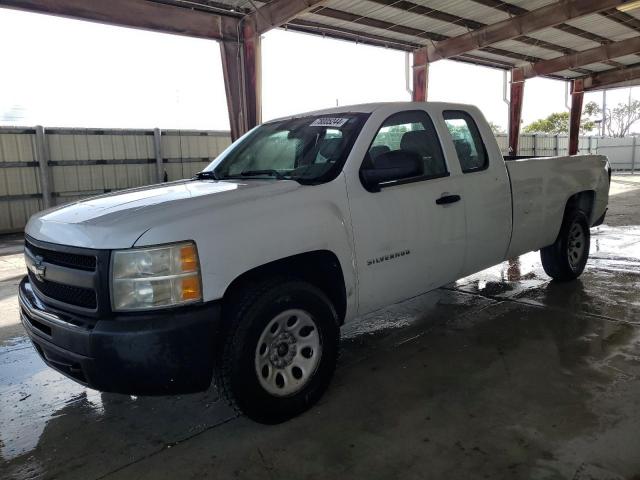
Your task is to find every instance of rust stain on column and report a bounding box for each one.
[509,69,525,156]
[569,79,584,156]
[412,49,428,102]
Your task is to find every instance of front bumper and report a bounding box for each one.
[19,276,221,395]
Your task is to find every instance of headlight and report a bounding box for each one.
[111,242,202,311]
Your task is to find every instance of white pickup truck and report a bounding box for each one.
[20,102,610,423]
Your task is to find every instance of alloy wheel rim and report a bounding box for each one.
[254,309,322,397]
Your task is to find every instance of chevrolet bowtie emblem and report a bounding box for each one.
[29,255,46,281]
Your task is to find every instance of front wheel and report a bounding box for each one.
[216,279,339,424]
[540,209,590,281]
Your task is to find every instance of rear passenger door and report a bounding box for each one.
[347,109,466,315]
[441,109,511,276]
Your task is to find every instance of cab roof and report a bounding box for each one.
[269,102,477,123]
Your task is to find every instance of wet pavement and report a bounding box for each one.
[2,177,640,480]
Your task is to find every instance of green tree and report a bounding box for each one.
[583,100,640,137]
[523,111,595,135]
[488,121,506,135]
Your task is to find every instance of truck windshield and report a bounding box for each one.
[200,113,369,184]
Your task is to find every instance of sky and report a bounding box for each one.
[0,8,637,133]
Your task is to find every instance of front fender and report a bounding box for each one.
[134,176,358,320]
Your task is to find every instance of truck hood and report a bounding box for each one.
[25,179,301,249]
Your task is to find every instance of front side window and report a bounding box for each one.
[204,113,368,184]
[364,110,447,181]
[443,111,488,173]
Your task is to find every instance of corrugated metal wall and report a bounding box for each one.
[0,127,231,233]
[0,127,43,233]
[494,133,598,156]
[48,128,157,205]
[161,129,231,181]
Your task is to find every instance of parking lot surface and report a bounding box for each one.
[1,176,640,480]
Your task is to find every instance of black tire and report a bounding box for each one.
[216,278,339,424]
[540,209,590,281]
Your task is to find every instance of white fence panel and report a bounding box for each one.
[0,127,42,232]
[494,133,597,156]
[0,127,232,233]
[596,137,638,172]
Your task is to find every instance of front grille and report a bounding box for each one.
[29,273,97,309]
[25,239,96,271]
[24,236,106,313]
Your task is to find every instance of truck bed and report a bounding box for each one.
[504,154,609,259]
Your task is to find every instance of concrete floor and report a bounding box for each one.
[2,175,640,480]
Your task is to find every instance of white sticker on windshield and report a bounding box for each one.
[310,117,349,127]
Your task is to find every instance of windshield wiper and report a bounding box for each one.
[195,171,219,180]
[239,169,286,180]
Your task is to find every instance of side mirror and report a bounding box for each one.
[360,150,423,192]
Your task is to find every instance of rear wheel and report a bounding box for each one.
[216,279,339,424]
[540,209,590,281]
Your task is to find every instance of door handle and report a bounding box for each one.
[436,194,461,205]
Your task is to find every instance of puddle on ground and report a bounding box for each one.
[453,252,548,298]
[341,288,492,340]
[452,225,640,308]
[0,340,234,478]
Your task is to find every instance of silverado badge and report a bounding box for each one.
[367,250,411,266]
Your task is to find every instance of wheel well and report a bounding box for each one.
[222,251,347,324]
[565,190,595,222]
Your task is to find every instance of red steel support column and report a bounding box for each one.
[509,69,525,155]
[569,79,585,156]
[220,18,262,141]
[242,18,262,130]
[220,39,244,141]
[412,49,428,102]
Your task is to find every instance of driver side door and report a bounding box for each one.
[346,109,467,315]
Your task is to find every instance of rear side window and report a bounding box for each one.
[367,110,447,178]
[443,111,488,173]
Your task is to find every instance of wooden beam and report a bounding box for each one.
[306,4,591,73]
[310,6,447,42]
[313,6,555,66]
[419,0,628,63]
[514,36,640,80]
[589,78,640,90]
[249,0,327,34]
[470,1,625,69]
[508,69,525,155]
[286,18,421,51]
[569,80,584,155]
[600,8,640,34]
[0,0,239,40]
[581,64,640,91]
[368,0,583,58]
[473,0,619,45]
[412,49,428,102]
[289,18,517,69]
[288,18,518,72]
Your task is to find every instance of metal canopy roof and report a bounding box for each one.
[143,0,640,80]
[2,0,640,84]
[2,0,638,154]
